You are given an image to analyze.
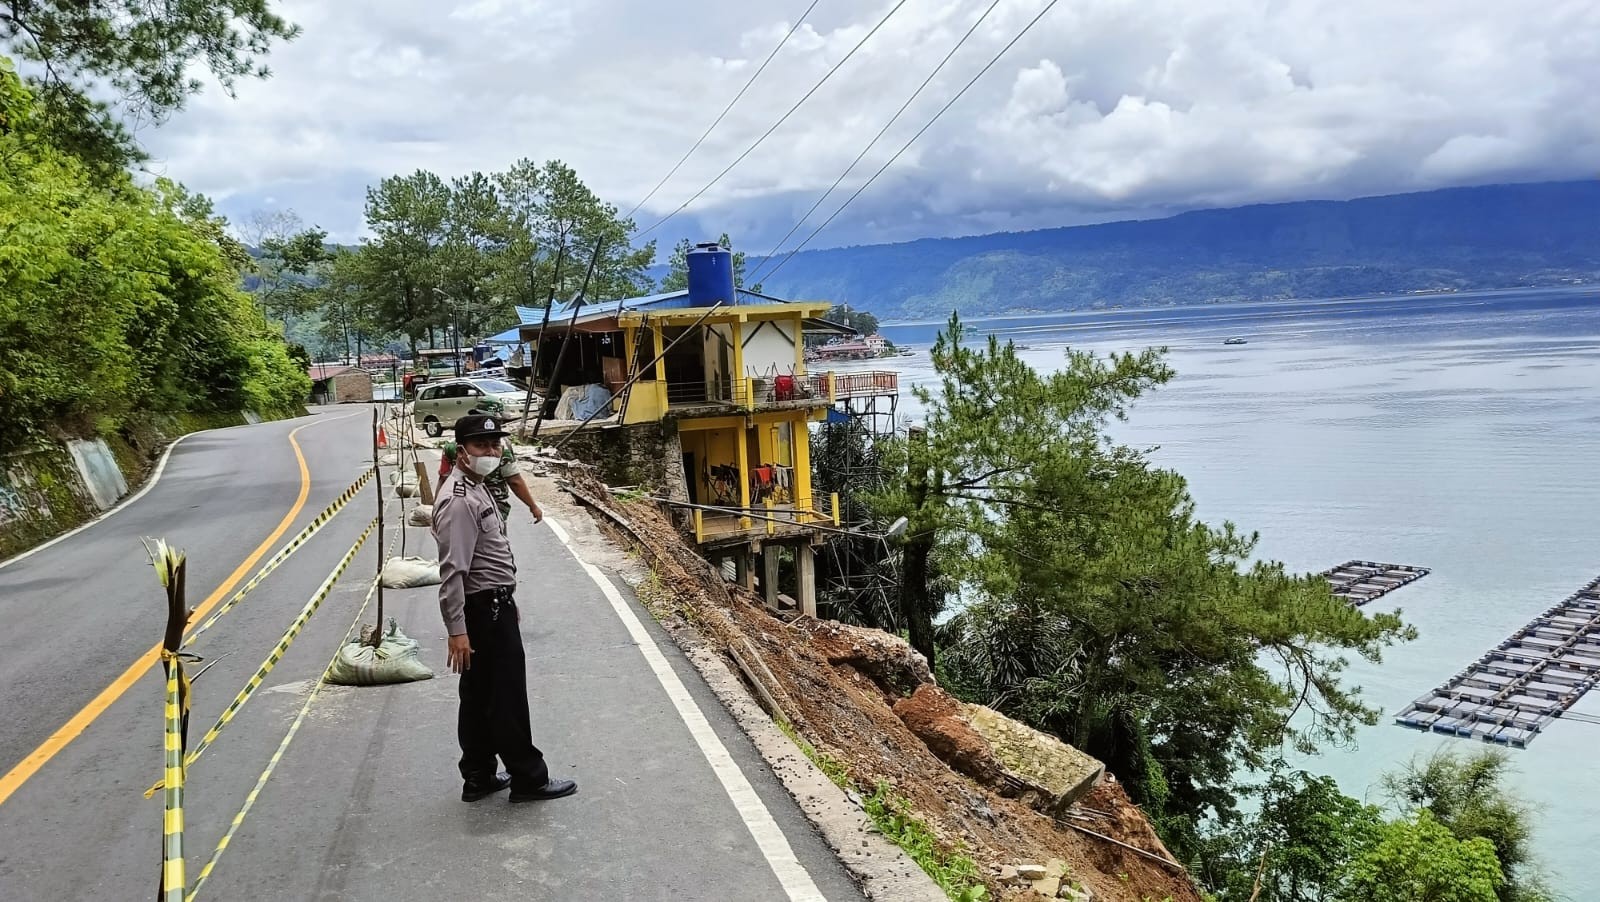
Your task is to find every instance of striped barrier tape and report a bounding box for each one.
[147,517,377,796]
[184,525,400,901]
[159,651,191,901]
[183,466,375,649]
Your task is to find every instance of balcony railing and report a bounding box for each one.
[690,493,842,543]
[664,373,836,410]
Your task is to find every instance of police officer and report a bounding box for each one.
[433,413,576,804]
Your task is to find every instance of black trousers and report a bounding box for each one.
[458,588,549,789]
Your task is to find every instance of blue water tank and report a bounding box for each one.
[686,242,736,306]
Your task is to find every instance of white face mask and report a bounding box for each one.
[466,452,500,477]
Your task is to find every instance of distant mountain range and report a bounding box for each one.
[743,180,1599,322]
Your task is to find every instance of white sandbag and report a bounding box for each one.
[389,468,420,498]
[326,621,434,686]
[407,504,433,526]
[380,555,440,588]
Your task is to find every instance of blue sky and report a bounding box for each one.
[139,0,1600,254]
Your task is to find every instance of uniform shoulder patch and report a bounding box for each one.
[452,480,467,497]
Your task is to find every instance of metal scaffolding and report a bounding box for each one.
[811,376,902,625]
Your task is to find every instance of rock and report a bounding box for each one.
[1044,858,1067,878]
[806,621,932,694]
[997,866,1018,883]
[964,705,1105,816]
[1015,864,1047,881]
[1058,883,1094,901]
[1032,876,1061,897]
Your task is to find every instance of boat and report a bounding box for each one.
[1223,337,1248,345]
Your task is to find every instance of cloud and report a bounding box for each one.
[139,0,1600,253]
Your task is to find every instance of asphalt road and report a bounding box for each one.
[0,406,864,901]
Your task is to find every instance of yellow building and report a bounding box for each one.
[522,271,870,613]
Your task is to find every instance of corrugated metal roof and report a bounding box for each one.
[485,325,524,344]
[542,288,810,326]
[514,305,543,324]
[308,364,361,380]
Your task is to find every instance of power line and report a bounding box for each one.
[623,0,822,221]
[636,0,916,240]
[747,0,1005,285]
[756,0,1063,286]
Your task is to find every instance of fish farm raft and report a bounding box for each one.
[1323,561,1430,606]
[1395,574,1600,748]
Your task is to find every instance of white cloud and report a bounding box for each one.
[137,0,1600,251]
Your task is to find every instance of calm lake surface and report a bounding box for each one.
[865,286,1600,895]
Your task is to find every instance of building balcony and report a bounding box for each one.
[664,374,836,414]
[689,494,842,547]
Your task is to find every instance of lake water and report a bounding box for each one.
[863,286,1600,895]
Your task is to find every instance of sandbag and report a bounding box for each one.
[380,555,440,588]
[326,620,434,686]
[389,468,420,498]
[407,504,433,526]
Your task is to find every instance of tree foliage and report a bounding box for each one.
[327,160,655,357]
[660,233,760,294]
[872,314,1415,859]
[0,59,306,448]
[0,0,298,172]
[1342,811,1502,902]
[822,304,879,337]
[1381,750,1551,902]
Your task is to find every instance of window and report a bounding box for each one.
[419,386,440,401]
[472,379,518,393]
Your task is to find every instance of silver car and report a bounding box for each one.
[412,378,530,436]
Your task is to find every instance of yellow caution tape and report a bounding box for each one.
[183,467,374,648]
[183,527,399,902]
[146,517,376,797]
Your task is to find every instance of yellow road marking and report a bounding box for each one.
[0,416,346,808]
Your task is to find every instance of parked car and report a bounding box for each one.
[411,378,530,436]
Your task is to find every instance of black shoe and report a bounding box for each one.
[509,778,577,803]
[461,772,512,802]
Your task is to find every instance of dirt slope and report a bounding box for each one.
[558,469,1200,902]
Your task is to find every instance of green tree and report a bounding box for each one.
[241,209,328,328]
[659,233,760,294]
[314,248,391,362]
[1197,768,1384,902]
[0,59,305,445]
[823,304,879,336]
[1340,811,1502,902]
[1,1,298,171]
[359,169,452,354]
[881,314,1414,857]
[493,158,655,305]
[1382,750,1551,902]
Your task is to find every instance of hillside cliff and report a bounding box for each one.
[750,180,1600,320]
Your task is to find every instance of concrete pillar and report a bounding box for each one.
[762,546,782,610]
[797,543,817,618]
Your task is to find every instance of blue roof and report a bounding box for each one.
[546,288,795,321]
[485,325,524,345]
[514,305,542,324]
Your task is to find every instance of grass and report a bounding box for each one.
[776,722,988,902]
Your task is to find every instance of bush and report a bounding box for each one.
[0,58,307,449]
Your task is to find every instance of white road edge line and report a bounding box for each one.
[0,426,207,572]
[0,411,361,572]
[544,515,827,902]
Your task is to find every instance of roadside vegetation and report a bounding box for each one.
[821,315,1550,900]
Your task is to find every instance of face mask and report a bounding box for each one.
[466,453,500,477]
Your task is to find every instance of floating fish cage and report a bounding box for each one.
[1395,576,1600,748]
[1322,560,1430,606]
